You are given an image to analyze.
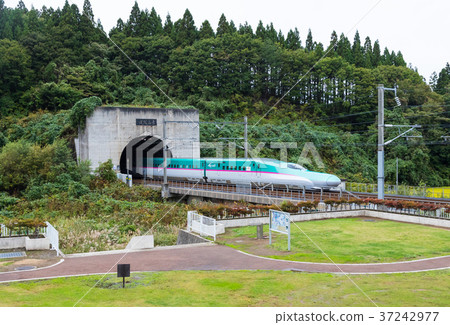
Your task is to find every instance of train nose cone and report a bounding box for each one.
[326,175,341,187]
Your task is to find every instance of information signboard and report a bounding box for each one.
[269,209,291,251]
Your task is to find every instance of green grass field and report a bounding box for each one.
[217,218,450,263]
[0,270,449,307]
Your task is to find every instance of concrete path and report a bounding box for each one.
[1,244,449,283]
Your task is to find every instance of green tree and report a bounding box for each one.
[305,29,314,52]
[216,13,230,36]
[238,22,253,36]
[199,20,214,39]
[174,9,197,46]
[69,96,102,129]
[285,28,301,50]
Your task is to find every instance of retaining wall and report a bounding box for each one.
[0,236,50,250]
[218,210,450,229]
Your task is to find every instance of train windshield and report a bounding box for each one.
[287,163,306,171]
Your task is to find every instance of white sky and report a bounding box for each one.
[5,0,450,81]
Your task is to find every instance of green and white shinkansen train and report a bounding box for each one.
[144,158,341,190]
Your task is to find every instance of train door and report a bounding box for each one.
[255,162,261,178]
[201,160,208,182]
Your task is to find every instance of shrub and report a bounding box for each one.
[280,200,298,213]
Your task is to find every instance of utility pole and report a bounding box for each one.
[244,116,248,159]
[377,84,419,200]
[396,157,399,194]
[377,84,385,199]
[162,114,169,197]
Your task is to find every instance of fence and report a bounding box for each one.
[1,224,7,237]
[187,211,218,241]
[0,224,47,237]
[199,201,450,221]
[45,221,62,256]
[346,182,450,199]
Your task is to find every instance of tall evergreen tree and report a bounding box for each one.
[265,23,278,43]
[216,13,230,36]
[229,20,237,34]
[435,63,450,95]
[82,0,94,24]
[163,13,174,38]
[372,40,381,67]
[148,7,163,36]
[126,1,141,36]
[382,47,391,65]
[174,9,197,46]
[305,29,314,52]
[394,51,406,67]
[285,28,301,50]
[337,33,352,63]
[363,36,373,68]
[255,20,265,39]
[277,30,285,45]
[199,20,214,39]
[352,30,364,67]
[327,30,338,55]
[238,22,253,36]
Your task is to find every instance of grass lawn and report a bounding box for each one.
[217,217,450,263]
[0,270,449,307]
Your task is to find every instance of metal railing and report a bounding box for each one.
[0,224,7,237]
[45,221,62,256]
[145,179,349,201]
[346,182,450,199]
[200,203,450,221]
[187,211,217,241]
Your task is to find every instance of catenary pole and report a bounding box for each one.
[377,84,385,199]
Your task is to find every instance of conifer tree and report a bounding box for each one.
[255,20,265,39]
[216,13,230,36]
[305,29,314,52]
[238,22,253,36]
[174,9,197,46]
[372,40,381,67]
[199,20,214,39]
[285,28,301,50]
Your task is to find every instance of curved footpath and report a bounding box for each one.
[1,243,450,283]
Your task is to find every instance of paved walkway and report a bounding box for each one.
[1,244,449,283]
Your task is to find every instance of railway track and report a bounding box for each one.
[134,178,450,205]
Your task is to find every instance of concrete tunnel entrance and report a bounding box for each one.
[119,136,172,177]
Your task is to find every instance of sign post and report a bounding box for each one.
[117,264,130,288]
[269,210,291,251]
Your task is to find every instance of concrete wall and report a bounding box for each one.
[25,237,50,250]
[75,107,200,171]
[0,237,50,250]
[218,210,450,229]
[0,237,26,250]
[177,229,210,245]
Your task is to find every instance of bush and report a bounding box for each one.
[280,200,298,213]
[69,96,102,129]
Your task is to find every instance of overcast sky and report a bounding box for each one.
[5,0,450,81]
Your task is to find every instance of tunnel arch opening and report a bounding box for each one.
[119,136,172,177]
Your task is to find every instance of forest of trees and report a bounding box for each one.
[0,0,449,191]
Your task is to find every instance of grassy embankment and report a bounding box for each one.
[0,270,449,307]
[218,218,450,263]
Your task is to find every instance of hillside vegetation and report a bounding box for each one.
[0,1,449,253]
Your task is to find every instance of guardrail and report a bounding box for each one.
[187,211,218,241]
[45,221,62,256]
[346,182,450,199]
[199,202,450,221]
[145,179,346,201]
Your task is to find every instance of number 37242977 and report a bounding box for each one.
[379,311,439,322]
